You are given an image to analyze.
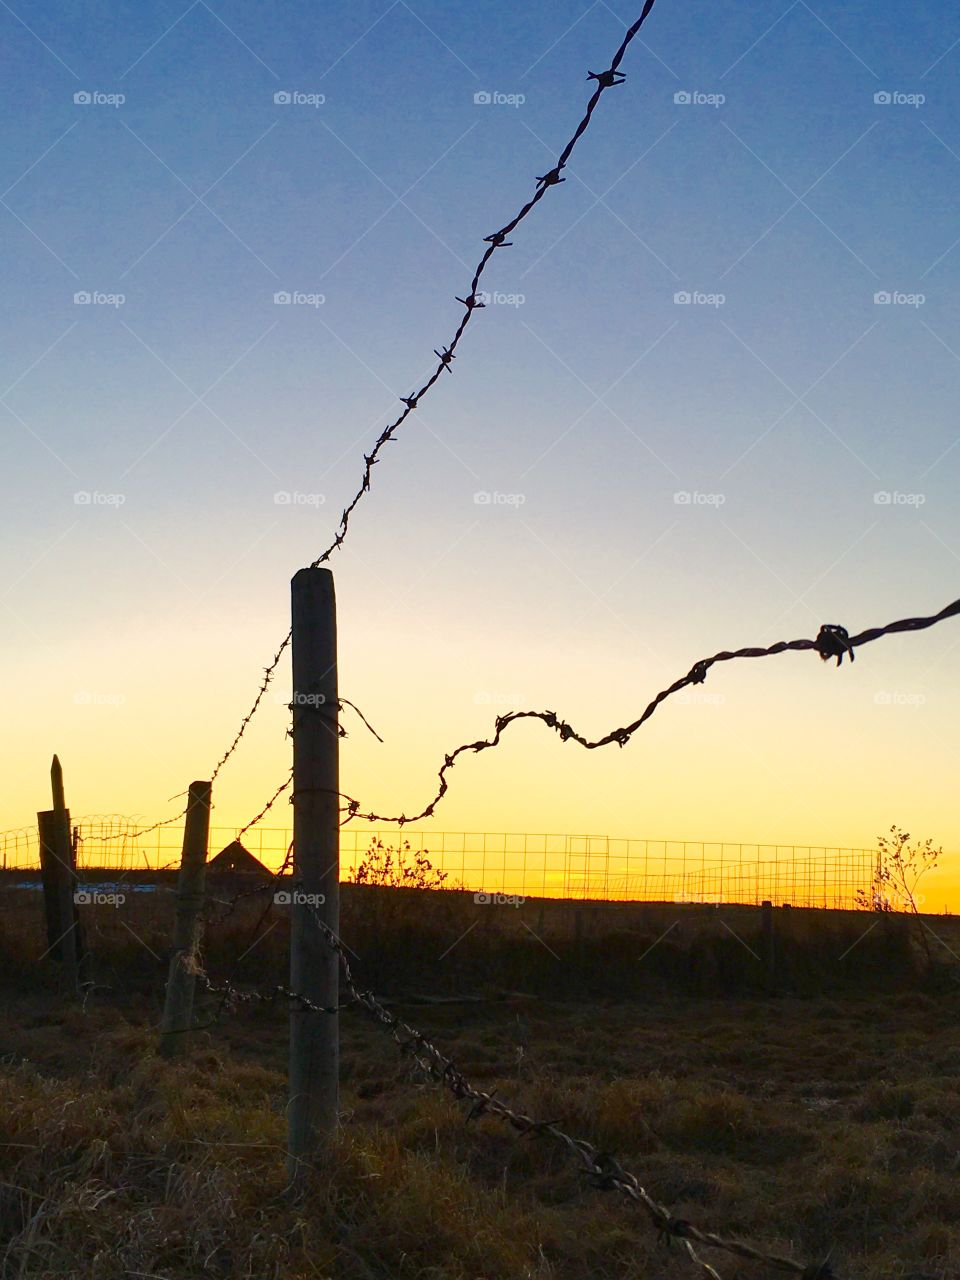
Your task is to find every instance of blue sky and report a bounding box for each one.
[2,1,960,879]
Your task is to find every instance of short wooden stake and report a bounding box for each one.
[37,755,80,992]
[159,780,212,1056]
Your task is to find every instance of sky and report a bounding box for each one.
[2,1,960,903]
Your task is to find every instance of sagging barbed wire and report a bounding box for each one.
[208,0,661,785]
[189,899,831,1280]
[339,596,960,824]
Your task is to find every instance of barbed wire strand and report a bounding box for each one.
[93,808,189,844]
[289,903,832,1280]
[233,774,293,843]
[202,762,363,995]
[341,599,960,825]
[175,895,836,1275]
[207,0,661,785]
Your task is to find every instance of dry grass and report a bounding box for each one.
[2,885,959,1278]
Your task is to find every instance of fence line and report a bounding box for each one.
[1,819,884,909]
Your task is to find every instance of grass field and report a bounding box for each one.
[2,884,959,1279]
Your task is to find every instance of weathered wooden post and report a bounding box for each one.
[288,567,340,1179]
[158,780,212,1056]
[37,755,80,992]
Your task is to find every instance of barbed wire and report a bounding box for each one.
[192,964,351,1017]
[87,808,189,844]
[75,695,373,849]
[205,839,293,930]
[340,598,960,825]
[283,902,829,1280]
[207,0,662,784]
[185,900,827,1275]
[233,774,293,843]
[211,632,293,783]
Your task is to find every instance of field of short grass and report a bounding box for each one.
[2,886,959,1279]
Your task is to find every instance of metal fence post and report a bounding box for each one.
[288,567,340,1178]
[159,780,212,1056]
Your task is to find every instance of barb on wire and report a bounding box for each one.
[207,0,663,782]
[298,903,829,1280]
[211,633,293,783]
[342,597,960,825]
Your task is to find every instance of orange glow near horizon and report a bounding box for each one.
[4,603,959,909]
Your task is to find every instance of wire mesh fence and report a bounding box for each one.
[1,818,882,909]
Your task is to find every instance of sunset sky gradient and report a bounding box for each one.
[2,1,959,904]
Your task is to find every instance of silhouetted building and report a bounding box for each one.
[207,840,271,879]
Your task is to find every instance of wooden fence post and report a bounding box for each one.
[37,755,80,992]
[159,780,212,1056]
[288,567,340,1179]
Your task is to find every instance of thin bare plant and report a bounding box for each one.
[857,825,940,966]
[350,838,448,891]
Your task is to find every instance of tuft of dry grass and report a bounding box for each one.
[2,982,960,1278]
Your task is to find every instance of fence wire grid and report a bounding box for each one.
[2,818,889,911]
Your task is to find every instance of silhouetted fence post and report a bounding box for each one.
[288,567,341,1179]
[37,754,80,992]
[159,780,212,1056]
